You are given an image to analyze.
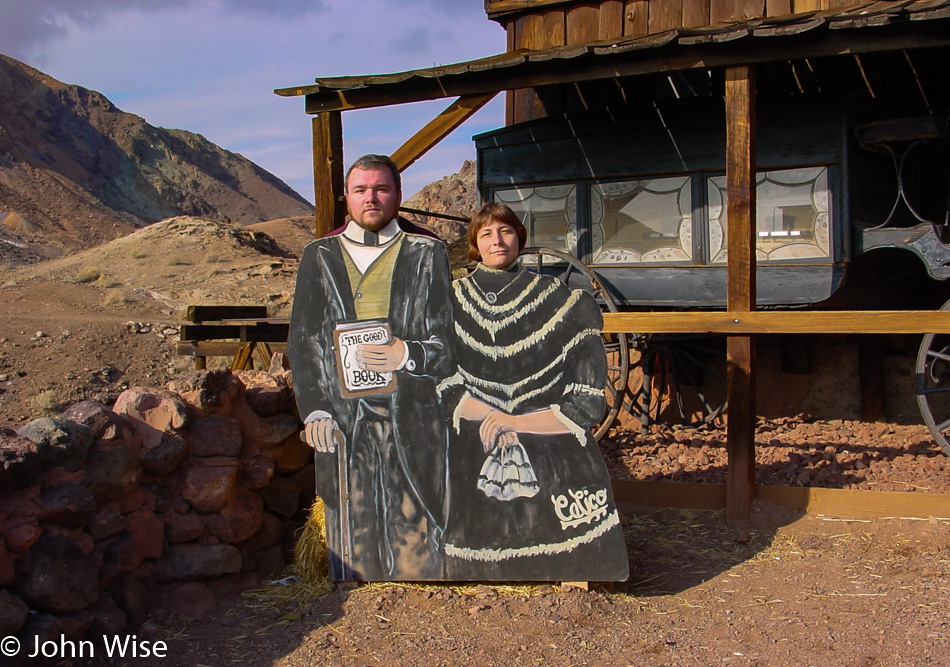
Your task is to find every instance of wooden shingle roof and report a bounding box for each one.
[275,0,950,112]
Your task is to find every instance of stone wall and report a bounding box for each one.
[0,367,314,648]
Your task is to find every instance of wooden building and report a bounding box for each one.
[276,0,950,521]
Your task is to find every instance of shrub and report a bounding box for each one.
[31,389,61,415]
[74,267,101,284]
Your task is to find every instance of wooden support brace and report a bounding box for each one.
[392,93,497,173]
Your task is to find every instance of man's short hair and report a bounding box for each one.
[345,154,401,193]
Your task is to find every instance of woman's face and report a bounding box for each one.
[476,219,520,269]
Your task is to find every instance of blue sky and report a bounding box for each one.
[2,0,508,202]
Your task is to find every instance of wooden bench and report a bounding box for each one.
[178,305,289,370]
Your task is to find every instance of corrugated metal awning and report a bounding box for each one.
[275,0,950,112]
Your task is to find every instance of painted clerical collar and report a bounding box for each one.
[341,219,401,247]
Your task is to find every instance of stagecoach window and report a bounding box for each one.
[707,166,831,263]
[590,177,692,264]
[493,185,576,255]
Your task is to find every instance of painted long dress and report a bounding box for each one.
[439,261,629,581]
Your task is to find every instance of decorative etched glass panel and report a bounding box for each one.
[590,177,692,264]
[707,167,831,263]
[493,185,576,255]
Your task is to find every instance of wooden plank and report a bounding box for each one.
[725,65,757,524]
[684,0,712,27]
[300,24,950,112]
[711,0,766,23]
[180,322,290,342]
[612,480,950,519]
[623,0,649,35]
[183,304,269,323]
[312,113,346,237]
[486,0,576,18]
[649,0,683,32]
[391,94,496,172]
[512,13,547,123]
[766,0,793,16]
[612,479,727,509]
[566,2,601,44]
[177,341,287,358]
[794,0,822,11]
[542,7,567,45]
[600,310,950,334]
[599,0,626,40]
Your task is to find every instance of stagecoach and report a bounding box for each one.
[474,37,950,449]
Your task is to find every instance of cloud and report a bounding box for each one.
[1,0,508,203]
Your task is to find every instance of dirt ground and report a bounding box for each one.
[77,502,950,667]
[2,220,949,666]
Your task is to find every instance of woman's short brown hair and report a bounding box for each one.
[467,202,528,262]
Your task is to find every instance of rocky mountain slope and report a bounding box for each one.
[0,54,313,264]
[402,159,477,242]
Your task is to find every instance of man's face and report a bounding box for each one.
[345,167,401,232]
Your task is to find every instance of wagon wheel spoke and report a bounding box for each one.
[521,247,629,441]
[916,307,950,456]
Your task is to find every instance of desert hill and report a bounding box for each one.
[0,54,313,264]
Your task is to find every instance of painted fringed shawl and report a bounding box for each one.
[439,262,629,581]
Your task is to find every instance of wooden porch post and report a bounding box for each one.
[311,112,346,237]
[725,65,757,523]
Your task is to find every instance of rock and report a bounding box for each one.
[181,463,238,513]
[163,581,217,620]
[234,370,295,417]
[0,428,43,492]
[167,512,206,543]
[141,432,189,476]
[242,453,275,490]
[88,592,128,637]
[16,612,63,657]
[4,518,42,554]
[127,508,164,562]
[0,590,29,636]
[113,387,190,441]
[238,512,285,552]
[82,441,142,502]
[206,490,264,544]
[188,415,242,457]
[108,572,156,626]
[89,507,127,541]
[161,544,242,579]
[253,544,286,580]
[16,535,99,614]
[270,432,312,474]
[259,474,302,518]
[257,414,302,449]
[37,482,95,527]
[60,401,129,441]
[0,540,14,586]
[207,571,260,601]
[113,388,191,473]
[167,369,245,418]
[16,417,93,472]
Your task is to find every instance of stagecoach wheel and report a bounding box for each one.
[624,334,728,434]
[521,247,630,441]
[916,298,950,455]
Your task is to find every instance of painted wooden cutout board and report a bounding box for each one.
[289,222,628,582]
[437,261,628,582]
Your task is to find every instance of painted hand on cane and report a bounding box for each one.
[303,418,344,453]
